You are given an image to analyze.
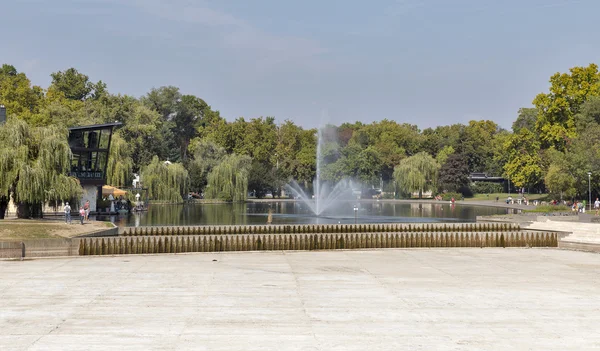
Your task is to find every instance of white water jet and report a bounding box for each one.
[286,126,358,216]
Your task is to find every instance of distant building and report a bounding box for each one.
[68,123,122,213]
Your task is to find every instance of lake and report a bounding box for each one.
[100,201,515,227]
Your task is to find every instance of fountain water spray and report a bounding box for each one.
[286,127,357,216]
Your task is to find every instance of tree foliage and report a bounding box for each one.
[0,119,82,218]
[534,63,600,150]
[141,157,189,202]
[438,153,470,193]
[393,152,440,198]
[206,154,251,202]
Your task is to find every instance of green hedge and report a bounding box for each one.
[471,182,503,194]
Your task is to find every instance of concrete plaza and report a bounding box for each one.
[1,249,599,350]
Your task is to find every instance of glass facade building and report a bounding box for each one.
[68,123,121,186]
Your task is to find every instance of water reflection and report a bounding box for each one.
[99,201,516,227]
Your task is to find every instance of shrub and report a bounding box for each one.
[440,192,462,201]
[471,182,503,194]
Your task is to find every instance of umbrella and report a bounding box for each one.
[102,185,127,197]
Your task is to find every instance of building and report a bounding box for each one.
[68,123,122,213]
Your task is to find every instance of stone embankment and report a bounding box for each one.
[120,222,521,236]
[79,230,558,256]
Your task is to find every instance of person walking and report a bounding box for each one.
[64,202,72,224]
[594,198,600,216]
[84,200,90,221]
[79,207,85,225]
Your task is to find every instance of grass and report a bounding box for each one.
[0,219,112,242]
[524,205,571,213]
[464,193,550,202]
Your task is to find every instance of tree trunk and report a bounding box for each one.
[0,196,8,219]
[17,202,43,219]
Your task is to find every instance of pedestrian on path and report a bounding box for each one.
[64,202,71,224]
[79,207,85,225]
[594,198,600,216]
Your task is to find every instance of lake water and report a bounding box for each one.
[101,201,516,227]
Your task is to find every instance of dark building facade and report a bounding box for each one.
[68,123,121,212]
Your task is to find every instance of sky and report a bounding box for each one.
[1,0,599,130]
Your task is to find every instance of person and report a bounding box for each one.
[84,200,90,221]
[595,198,600,216]
[79,207,85,225]
[64,202,71,224]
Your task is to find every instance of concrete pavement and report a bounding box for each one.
[1,249,600,350]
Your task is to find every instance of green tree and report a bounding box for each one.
[248,161,278,198]
[0,64,45,124]
[503,129,543,189]
[206,154,251,202]
[174,95,207,160]
[187,139,226,192]
[456,120,499,173]
[106,133,133,187]
[512,108,537,133]
[544,164,575,201]
[438,153,470,193]
[50,68,103,101]
[534,63,600,150]
[435,145,455,166]
[393,152,440,198]
[0,119,82,218]
[141,156,189,202]
[141,86,181,120]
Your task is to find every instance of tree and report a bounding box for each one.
[435,145,455,166]
[0,64,45,124]
[545,164,575,201]
[173,95,207,160]
[534,63,600,150]
[503,129,543,189]
[456,120,499,173]
[187,139,226,192]
[512,108,537,133]
[206,154,251,202]
[141,86,181,120]
[393,152,439,198]
[438,153,470,193]
[141,156,189,202]
[0,119,82,218]
[50,68,100,101]
[106,133,133,188]
[248,161,277,198]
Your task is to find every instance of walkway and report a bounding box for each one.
[1,249,599,350]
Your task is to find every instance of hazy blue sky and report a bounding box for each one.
[1,0,599,129]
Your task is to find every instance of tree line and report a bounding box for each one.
[1,62,599,214]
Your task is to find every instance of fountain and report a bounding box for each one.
[286,126,358,216]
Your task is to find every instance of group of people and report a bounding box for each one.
[63,200,90,225]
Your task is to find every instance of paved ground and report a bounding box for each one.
[1,249,599,351]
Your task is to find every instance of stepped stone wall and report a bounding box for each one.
[121,223,521,237]
[80,231,558,256]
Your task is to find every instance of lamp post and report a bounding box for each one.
[588,171,592,211]
[353,205,358,225]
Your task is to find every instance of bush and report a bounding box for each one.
[471,182,503,194]
[440,192,462,201]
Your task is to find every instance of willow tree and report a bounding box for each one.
[0,119,82,218]
[206,154,251,202]
[106,133,133,187]
[393,151,440,199]
[141,156,189,202]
